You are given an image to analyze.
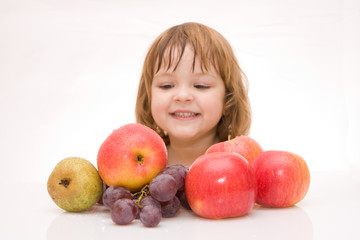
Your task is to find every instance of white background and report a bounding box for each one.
[0,0,359,185]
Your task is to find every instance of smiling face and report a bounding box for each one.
[151,45,225,144]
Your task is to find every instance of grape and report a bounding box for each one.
[149,174,177,202]
[140,196,161,210]
[111,199,138,225]
[159,164,187,190]
[103,164,191,227]
[134,202,140,219]
[160,196,181,218]
[184,165,190,172]
[173,163,189,172]
[102,185,132,209]
[176,186,191,210]
[140,205,162,227]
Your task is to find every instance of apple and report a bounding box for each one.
[185,152,257,219]
[205,135,263,164]
[47,157,103,212]
[97,123,167,192]
[252,150,310,207]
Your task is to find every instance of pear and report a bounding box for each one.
[47,157,103,212]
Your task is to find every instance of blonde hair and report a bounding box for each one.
[135,22,251,144]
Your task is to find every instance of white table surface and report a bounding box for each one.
[3,167,360,240]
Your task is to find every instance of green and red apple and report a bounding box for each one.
[206,135,263,164]
[47,157,103,212]
[185,152,257,219]
[97,123,167,192]
[252,150,310,207]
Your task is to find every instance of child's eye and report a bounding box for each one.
[159,84,173,89]
[194,84,210,89]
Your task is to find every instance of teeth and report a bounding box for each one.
[173,112,197,117]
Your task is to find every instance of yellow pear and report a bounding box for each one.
[47,157,103,212]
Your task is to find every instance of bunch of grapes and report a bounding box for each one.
[101,164,191,227]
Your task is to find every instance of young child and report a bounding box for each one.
[135,22,251,166]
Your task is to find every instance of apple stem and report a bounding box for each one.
[59,179,70,188]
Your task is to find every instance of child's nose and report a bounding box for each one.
[173,87,193,102]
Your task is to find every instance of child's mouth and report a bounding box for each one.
[170,112,200,118]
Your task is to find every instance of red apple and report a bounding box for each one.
[205,135,263,164]
[185,152,257,219]
[252,150,310,207]
[97,123,167,192]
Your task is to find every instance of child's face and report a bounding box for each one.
[151,45,225,144]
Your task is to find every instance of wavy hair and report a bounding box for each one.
[135,22,251,144]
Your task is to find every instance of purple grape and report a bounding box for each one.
[110,199,138,225]
[173,163,189,173]
[160,164,187,190]
[176,186,191,210]
[140,196,161,210]
[134,201,140,219]
[139,205,162,227]
[184,165,190,172]
[102,185,132,209]
[149,174,177,202]
[160,196,181,218]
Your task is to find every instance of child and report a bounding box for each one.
[135,22,251,166]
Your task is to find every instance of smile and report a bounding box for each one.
[170,112,200,118]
